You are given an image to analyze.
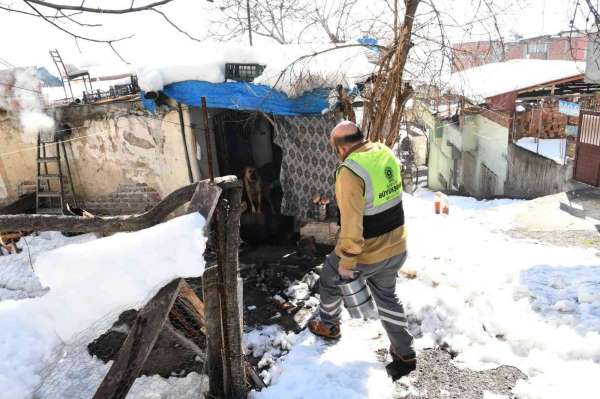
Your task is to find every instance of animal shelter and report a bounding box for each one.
[141,74,341,244]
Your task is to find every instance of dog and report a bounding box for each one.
[243,166,263,214]
[0,232,22,256]
[243,165,277,215]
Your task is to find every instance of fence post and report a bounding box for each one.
[203,266,225,398]
[215,179,246,399]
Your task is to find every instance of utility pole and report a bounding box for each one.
[246,0,253,46]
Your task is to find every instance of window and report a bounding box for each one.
[527,41,548,54]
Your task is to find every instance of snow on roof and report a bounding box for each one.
[253,44,374,97]
[448,59,586,103]
[136,42,375,97]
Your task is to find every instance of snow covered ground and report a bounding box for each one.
[0,214,207,399]
[1,192,599,398]
[515,137,567,165]
[250,191,600,399]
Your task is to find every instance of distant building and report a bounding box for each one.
[413,59,600,198]
[452,32,588,72]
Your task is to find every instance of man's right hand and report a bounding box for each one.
[338,265,356,280]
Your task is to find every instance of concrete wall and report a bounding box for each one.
[0,101,209,215]
[464,115,510,197]
[505,143,576,199]
[416,103,453,192]
[417,101,510,198]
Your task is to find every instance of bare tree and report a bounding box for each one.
[254,0,517,147]
[0,1,203,63]
[208,0,364,44]
[208,0,305,44]
[363,0,420,146]
[301,0,360,43]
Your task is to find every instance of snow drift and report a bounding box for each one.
[251,192,600,399]
[0,213,207,398]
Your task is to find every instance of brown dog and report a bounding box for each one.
[0,232,22,255]
[243,166,262,214]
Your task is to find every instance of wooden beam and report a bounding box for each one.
[203,265,225,398]
[0,176,234,233]
[187,180,223,234]
[93,279,185,399]
[215,179,246,399]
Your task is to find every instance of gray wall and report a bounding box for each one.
[505,143,576,199]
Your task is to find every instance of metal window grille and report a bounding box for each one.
[224,63,265,82]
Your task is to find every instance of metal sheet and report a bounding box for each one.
[574,110,600,186]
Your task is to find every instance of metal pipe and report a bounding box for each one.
[201,97,215,183]
[177,102,194,183]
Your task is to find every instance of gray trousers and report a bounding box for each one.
[318,251,415,358]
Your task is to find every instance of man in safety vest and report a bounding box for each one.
[308,120,415,375]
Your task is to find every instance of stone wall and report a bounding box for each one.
[83,183,161,216]
[505,143,576,199]
[0,100,210,215]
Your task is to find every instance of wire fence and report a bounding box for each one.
[34,280,210,399]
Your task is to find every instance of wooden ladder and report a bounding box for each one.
[36,134,77,215]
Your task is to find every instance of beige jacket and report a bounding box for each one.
[335,141,407,270]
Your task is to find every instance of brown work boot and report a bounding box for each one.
[389,345,416,363]
[387,345,416,380]
[308,320,341,339]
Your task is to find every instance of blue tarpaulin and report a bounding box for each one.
[141,80,329,116]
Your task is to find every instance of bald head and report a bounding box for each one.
[329,120,366,160]
[330,120,364,147]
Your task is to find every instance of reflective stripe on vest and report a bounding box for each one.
[338,143,403,217]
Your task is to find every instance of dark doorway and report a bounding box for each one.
[213,111,292,244]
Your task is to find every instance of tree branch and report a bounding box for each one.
[22,0,175,14]
[152,8,202,42]
[22,0,133,63]
[0,3,81,18]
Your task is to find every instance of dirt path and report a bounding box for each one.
[507,228,600,251]
[507,189,600,252]
[395,349,526,399]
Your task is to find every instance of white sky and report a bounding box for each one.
[0,0,585,74]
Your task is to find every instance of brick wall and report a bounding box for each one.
[83,183,161,216]
[452,35,588,72]
[513,101,575,141]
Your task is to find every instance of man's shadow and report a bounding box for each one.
[561,188,600,233]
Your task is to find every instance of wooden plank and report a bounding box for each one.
[203,265,225,398]
[187,179,223,232]
[0,176,235,233]
[216,180,246,399]
[178,280,206,327]
[93,279,184,399]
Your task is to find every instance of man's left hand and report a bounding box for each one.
[338,265,356,280]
